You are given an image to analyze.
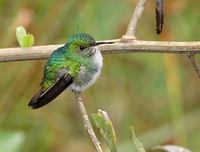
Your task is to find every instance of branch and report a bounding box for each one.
[187,53,200,78]
[2,40,200,62]
[124,0,147,38]
[74,92,103,152]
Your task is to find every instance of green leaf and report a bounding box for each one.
[24,33,34,47]
[92,109,117,152]
[16,25,34,47]
[0,130,25,152]
[130,126,146,152]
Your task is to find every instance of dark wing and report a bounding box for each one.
[28,72,73,109]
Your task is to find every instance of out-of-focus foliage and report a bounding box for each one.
[0,0,200,152]
[0,130,25,152]
[130,126,146,152]
[152,145,192,152]
[92,110,117,152]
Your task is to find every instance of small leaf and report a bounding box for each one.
[92,109,117,152]
[130,126,146,152]
[152,145,192,152]
[24,33,34,47]
[16,26,27,47]
[16,25,34,47]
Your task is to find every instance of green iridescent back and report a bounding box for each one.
[41,33,96,89]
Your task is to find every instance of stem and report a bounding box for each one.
[124,0,147,38]
[74,92,103,152]
[187,53,200,78]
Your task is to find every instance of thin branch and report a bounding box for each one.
[187,53,200,78]
[124,0,147,38]
[74,92,103,152]
[2,40,200,62]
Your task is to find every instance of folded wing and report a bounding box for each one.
[28,72,73,109]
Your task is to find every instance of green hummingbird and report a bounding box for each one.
[29,33,111,109]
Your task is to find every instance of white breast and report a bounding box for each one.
[69,47,103,92]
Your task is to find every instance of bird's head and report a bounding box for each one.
[66,33,112,58]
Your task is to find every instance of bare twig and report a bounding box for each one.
[2,40,200,62]
[187,53,200,78]
[74,92,103,152]
[124,0,147,38]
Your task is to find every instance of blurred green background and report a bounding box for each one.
[0,0,200,151]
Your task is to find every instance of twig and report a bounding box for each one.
[123,0,147,38]
[74,92,103,152]
[2,40,200,62]
[187,52,200,78]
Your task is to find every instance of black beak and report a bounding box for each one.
[92,41,114,46]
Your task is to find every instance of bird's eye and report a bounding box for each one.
[79,46,85,50]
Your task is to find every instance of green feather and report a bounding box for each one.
[41,33,95,89]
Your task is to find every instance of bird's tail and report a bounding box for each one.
[28,74,73,109]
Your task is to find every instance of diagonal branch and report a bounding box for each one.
[124,0,147,38]
[74,92,103,152]
[187,53,200,78]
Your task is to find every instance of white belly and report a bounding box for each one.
[69,48,103,92]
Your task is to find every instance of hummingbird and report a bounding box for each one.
[29,33,112,109]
